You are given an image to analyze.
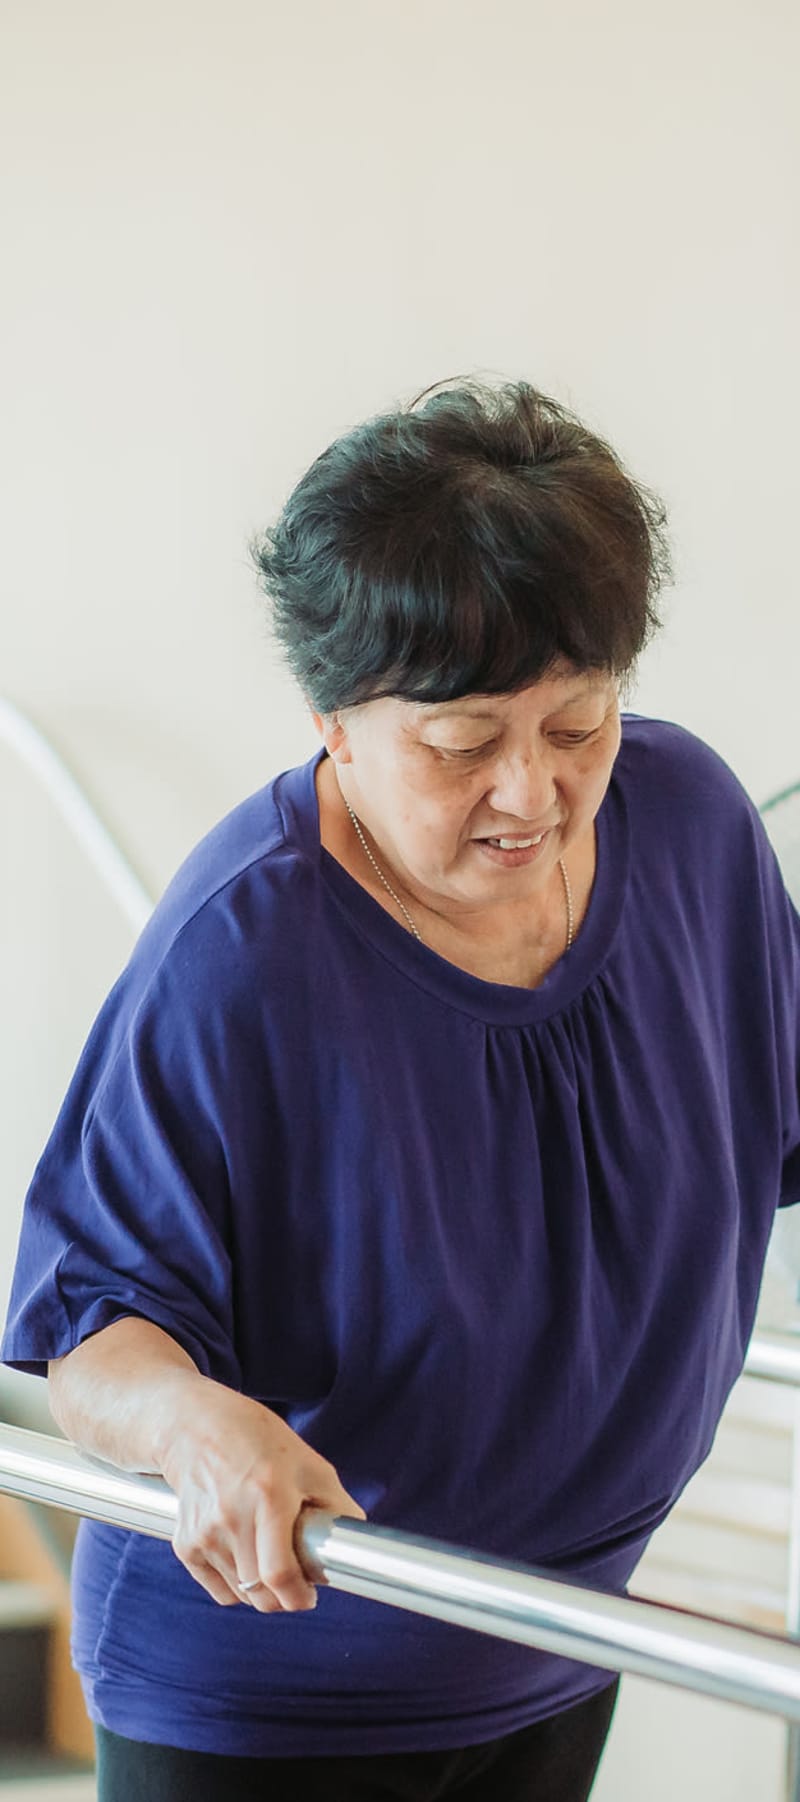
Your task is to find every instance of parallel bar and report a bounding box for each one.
[788,1396,800,1802]
[2,1424,800,1720]
[742,1334,800,1802]
[0,697,154,933]
[0,1423,177,1537]
[745,1334,800,1388]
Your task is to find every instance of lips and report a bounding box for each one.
[474,829,553,868]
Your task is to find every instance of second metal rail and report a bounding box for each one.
[2,1416,800,1723]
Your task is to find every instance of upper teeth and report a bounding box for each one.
[491,834,544,849]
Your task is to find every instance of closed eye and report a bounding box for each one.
[437,742,496,759]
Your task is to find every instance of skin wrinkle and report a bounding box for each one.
[311,664,622,987]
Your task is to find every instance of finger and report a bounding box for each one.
[229,1539,284,1613]
[177,1552,245,1608]
[323,1474,368,1523]
[226,1521,295,1615]
[254,1499,318,1612]
[173,1516,259,1607]
[187,1540,283,1615]
[296,1454,368,1524]
[173,1502,288,1615]
[336,1493,368,1522]
[233,1575,283,1614]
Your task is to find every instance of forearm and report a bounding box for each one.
[47,1315,364,1614]
[48,1316,208,1476]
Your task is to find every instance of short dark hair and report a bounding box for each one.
[250,377,671,713]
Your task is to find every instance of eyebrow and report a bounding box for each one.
[420,689,601,723]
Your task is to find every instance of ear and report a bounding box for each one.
[306,704,353,765]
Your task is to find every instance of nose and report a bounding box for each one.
[485,749,557,824]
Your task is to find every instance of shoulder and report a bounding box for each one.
[133,752,324,977]
[614,713,762,850]
[84,754,326,1073]
[613,715,797,948]
[617,713,753,812]
[26,756,328,1155]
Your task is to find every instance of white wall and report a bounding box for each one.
[3,0,796,1048]
[3,0,798,877]
[2,1,798,1786]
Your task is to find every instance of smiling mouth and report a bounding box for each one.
[477,824,553,847]
[484,833,546,850]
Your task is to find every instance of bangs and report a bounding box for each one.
[300,469,649,709]
[252,378,670,714]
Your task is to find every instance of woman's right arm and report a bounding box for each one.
[48,1316,365,1613]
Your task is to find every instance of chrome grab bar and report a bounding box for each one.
[744,1333,800,1387]
[0,695,153,933]
[2,1421,800,1723]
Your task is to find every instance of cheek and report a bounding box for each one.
[581,749,619,809]
[417,792,478,856]
[405,765,495,858]
[561,752,614,817]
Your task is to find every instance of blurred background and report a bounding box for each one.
[1,0,798,1794]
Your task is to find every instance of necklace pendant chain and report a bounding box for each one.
[560,855,575,950]
[345,800,574,955]
[345,802,423,941]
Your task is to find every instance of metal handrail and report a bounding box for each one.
[742,1331,800,1801]
[0,695,154,932]
[2,1422,800,1723]
[745,1333,800,1387]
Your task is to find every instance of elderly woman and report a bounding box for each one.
[3,378,799,1802]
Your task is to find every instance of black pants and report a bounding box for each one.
[95,1676,619,1801]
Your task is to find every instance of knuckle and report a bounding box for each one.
[174,1518,214,1559]
[265,1562,297,1592]
[194,1523,223,1556]
[249,1459,281,1502]
[214,1504,240,1537]
[172,1531,200,1564]
[177,1546,211,1574]
[178,1523,224,1566]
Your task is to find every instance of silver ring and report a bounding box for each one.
[237,1577,263,1593]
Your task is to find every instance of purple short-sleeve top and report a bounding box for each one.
[3,714,800,1755]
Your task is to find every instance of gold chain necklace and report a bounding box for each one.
[344,801,574,953]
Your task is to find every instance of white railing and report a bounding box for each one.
[0,696,154,931]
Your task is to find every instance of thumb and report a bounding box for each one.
[333,1488,368,1523]
[294,1492,367,1583]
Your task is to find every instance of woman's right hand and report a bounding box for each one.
[159,1372,366,1613]
[49,1319,361,1614]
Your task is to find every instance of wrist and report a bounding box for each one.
[150,1365,214,1479]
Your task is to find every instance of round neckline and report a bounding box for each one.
[297,748,629,1026]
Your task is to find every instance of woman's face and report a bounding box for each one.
[315,664,622,921]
